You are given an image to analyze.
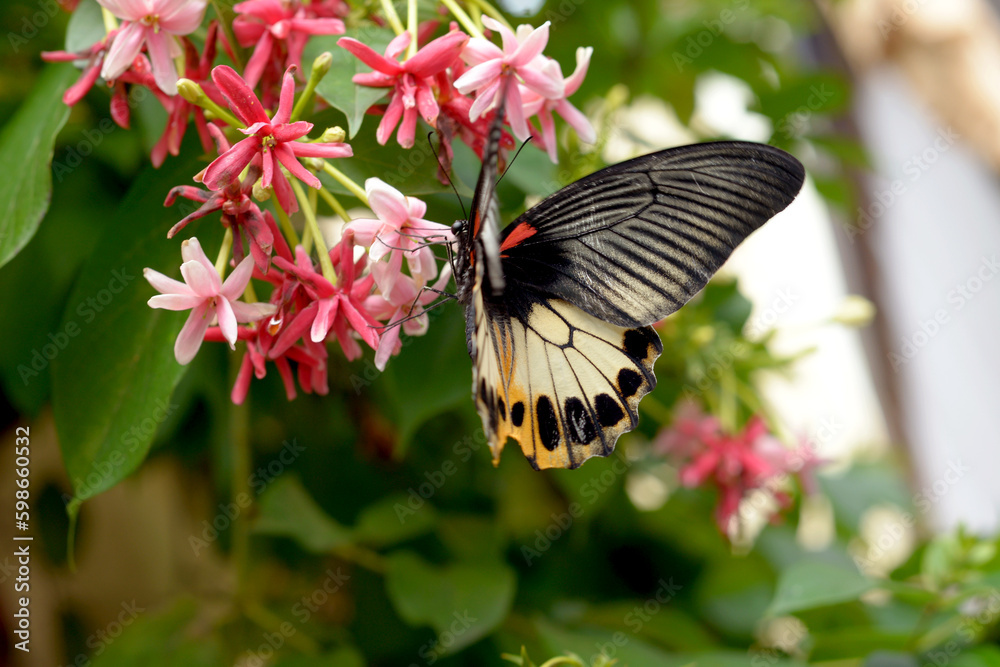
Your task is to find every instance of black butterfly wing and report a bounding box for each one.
[498,142,806,327]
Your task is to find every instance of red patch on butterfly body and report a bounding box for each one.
[500,222,537,252]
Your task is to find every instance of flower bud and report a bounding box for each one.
[311,51,333,80]
[319,126,346,143]
[252,180,272,202]
[831,295,876,328]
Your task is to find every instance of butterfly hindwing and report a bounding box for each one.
[473,287,661,469]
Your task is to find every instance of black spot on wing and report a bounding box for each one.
[511,401,525,427]
[564,397,597,444]
[624,327,661,361]
[498,397,507,420]
[537,396,560,451]
[595,393,625,427]
[617,368,643,398]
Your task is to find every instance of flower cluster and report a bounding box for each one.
[656,402,826,536]
[44,0,596,402]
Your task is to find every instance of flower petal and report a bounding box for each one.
[220,255,256,300]
[366,178,409,227]
[212,64,270,125]
[100,21,146,81]
[148,293,206,310]
[231,300,277,322]
[508,21,550,68]
[144,267,195,296]
[175,302,212,364]
[215,295,239,347]
[338,36,401,75]
[453,59,502,95]
[405,31,468,78]
[203,136,261,190]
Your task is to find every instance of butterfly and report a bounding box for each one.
[450,89,805,470]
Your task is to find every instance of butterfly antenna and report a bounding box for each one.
[427,131,468,222]
[495,135,534,188]
[378,288,456,332]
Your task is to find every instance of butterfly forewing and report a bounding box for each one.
[499,142,806,327]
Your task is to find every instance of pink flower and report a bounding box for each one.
[365,267,452,371]
[203,65,353,214]
[165,160,275,273]
[234,0,346,89]
[339,29,468,148]
[151,25,221,167]
[144,237,276,364]
[269,232,382,362]
[454,18,563,140]
[348,178,453,295]
[522,47,596,162]
[657,405,785,534]
[97,0,208,95]
[42,31,117,106]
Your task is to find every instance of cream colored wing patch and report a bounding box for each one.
[471,291,662,470]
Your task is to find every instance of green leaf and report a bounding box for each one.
[811,628,913,661]
[378,305,472,451]
[254,475,354,552]
[52,153,223,507]
[90,597,225,667]
[352,494,437,548]
[271,646,367,667]
[66,0,105,53]
[385,551,516,653]
[0,63,75,269]
[306,26,396,139]
[768,560,875,616]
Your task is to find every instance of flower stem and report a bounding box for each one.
[439,0,483,38]
[230,359,251,597]
[291,179,336,284]
[406,0,418,58]
[273,200,301,248]
[318,188,354,225]
[292,51,333,123]
[244,601,321,654]
[215,227,234,277]
[380,0,406,36]
[176,78,244,129]
[321,162,368,204]
[467,0,511,30]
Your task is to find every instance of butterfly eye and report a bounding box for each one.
[451,220,464,235]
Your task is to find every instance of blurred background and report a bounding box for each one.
[2,0,1000,665]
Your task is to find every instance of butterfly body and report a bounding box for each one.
[451,94,805,470]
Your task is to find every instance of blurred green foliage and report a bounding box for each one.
[2,0,997,666]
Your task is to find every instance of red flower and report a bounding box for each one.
[339,29,468,148]
[165,159,275,273]
[151,24,223,167]
[233,0,346,90]
[657,404,789,534]
[42,31,117,106]
[269,231,381,362]
[203,65,352,214]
